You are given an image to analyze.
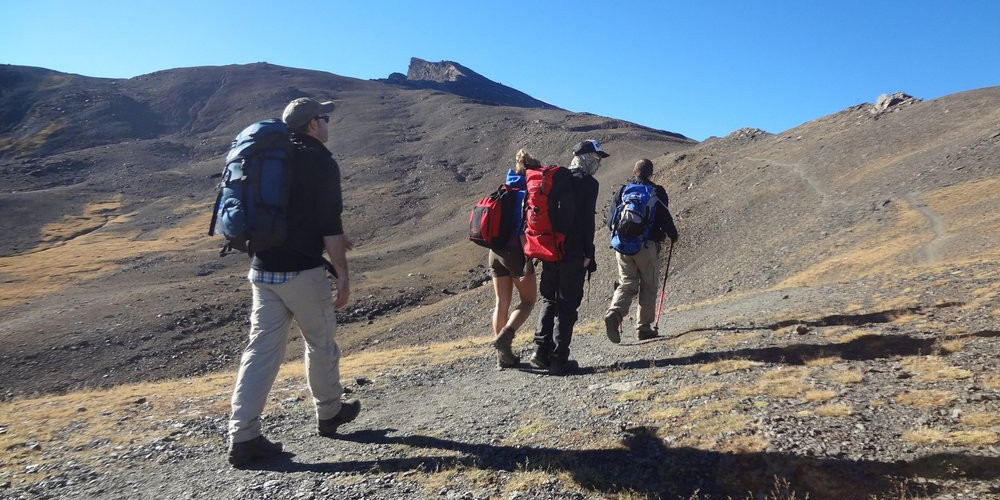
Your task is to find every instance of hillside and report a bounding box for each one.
[0,61,998,498]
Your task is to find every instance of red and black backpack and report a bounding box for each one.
[468,184,519,250]
[522,165,570,262]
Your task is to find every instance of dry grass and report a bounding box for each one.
[688,398,741,419]
[685,413,751,438]
[895,390,956,408]
[507,418,555,443]
[7,118,68,156]
[645,407,684,422]
[960,411,1000,427]
[676,337,712,352]
[656,382,725,403]
[948,430,999,447]
[937,339,966,353]
[835,330,880,344]
[827,370,864,384]
[902,428,948,445]
[719,434,769,453]
[900,356,972,382]
[982,374,1000,390]
[696,359,762,375]
[813,404,852,417]
[591,408,613,417]
[0,202,212,308]
[804,390,838,402]
[714,331,762,348]
[740,367,813,398]
[617,388,657,402]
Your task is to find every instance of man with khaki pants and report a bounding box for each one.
[227,97,360,467]
[604,159,678,342]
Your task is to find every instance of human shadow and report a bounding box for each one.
[578,328,999,374]
[245,427,999,499]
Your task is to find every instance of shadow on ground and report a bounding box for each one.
[247,427,999,499]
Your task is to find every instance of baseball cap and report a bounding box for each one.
[572,139,610,158]
[281,97,336,130]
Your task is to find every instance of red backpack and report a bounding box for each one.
[522,165,569,262]
[468,184,518,250]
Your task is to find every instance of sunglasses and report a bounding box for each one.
[315,115,330,123]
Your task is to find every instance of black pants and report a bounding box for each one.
[534,256,586,362]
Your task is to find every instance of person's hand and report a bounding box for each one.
[584,258,597,273]
[333,279,350,309]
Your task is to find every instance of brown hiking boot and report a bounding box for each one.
[604,311,622,344]
[637,327,659,341]
[318,398,361,437]
[228,435,283,467]
[492,327,520,368]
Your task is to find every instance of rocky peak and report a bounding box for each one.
[406,58,469,83]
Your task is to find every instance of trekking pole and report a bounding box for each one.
[654,240,675,332]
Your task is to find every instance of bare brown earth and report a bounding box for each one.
[0,64,999,498]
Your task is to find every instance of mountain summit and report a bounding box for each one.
[382,57,560,110]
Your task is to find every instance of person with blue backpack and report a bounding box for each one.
[225,97,360,467]
[604,158,679,343]
[487,149,539,368]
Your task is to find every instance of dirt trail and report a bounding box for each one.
[902,191,950,264]
[746,157,849,207]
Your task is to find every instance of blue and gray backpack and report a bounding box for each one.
[208,119,294,256]
[610,183,658,255]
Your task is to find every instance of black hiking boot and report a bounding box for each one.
[492,327,521,368]
[529,346,550,369]
[318,398,361,437]
[548,358,579,376]
[604,311,622,344]
[638,327,659,341]
[228,435,283,467]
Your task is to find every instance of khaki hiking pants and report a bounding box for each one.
[608,241,660,333]
[229,266,344,443]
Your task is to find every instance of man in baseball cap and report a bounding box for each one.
[227,96,358,466]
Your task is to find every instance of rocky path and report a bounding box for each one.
[3,265,999,500]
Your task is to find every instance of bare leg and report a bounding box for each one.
[505,273,537,332]
[491,276,514,335]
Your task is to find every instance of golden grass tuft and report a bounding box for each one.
[982,374,1000,390]
[813,403,852,417]
[902,428,947,445]
[948,430,999,447]
[696,359,762,375]
[645,407,684,422]
[617,388,657,402]
[591,408,613,417]
[739,367,813,398]
[685,413,751,438]
[719,434,769,453]
[676,337,712,352]
[900,356,973,382]
[959,411,1000,427]
[656,382,725,403]
[937,339,966,353]
[827,370,864,384]
[836,330,879,343]
[688,398,741,419]
[895,390,956,408]
[804,390,838,402]
[503,469,553,493]
[714,331,762,348]
[507,419,555,443]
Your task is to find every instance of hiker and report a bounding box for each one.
[604,158,678,342]
[529,140,604,375]
[489,150,539,368]
[227,97,360,467]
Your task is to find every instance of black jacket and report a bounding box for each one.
[564,168,599,260]
[251,133,344,272]
[607,176,678,243]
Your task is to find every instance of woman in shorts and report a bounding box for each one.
[489,149,539,367]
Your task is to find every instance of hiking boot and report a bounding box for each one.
[318,398,361,437]
[604,311,622,344]
[548,358,579,376]
[492,327,521,368]
[529,346,550,369]
[637,327,659,341]
[228,435,283,467]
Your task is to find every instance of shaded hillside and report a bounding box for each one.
[0,62,695,399]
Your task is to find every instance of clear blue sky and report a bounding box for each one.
[2,0,998,141]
